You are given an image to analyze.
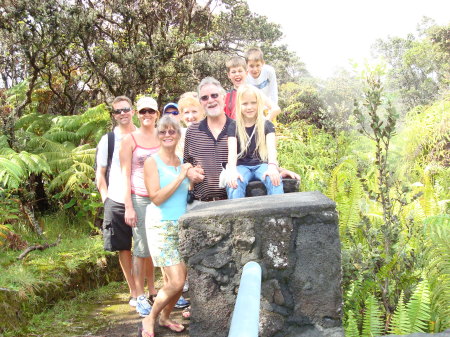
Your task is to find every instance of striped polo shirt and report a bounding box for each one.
[183,117,232,200]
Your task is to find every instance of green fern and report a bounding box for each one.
[346,310,361,337]
[423,215,450,331]
[0,151,50,189]
[361,295,384,337]
[326,158,363,239]
[406,277,431,333]
[389,291,411,334]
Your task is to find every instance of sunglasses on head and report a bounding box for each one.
[200,93,219,102]
[112,107,132,114]
[158,129,177,136]
[139,109,157,115]
[164,110,179,116]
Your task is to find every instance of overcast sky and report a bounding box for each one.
[245,0,450,79]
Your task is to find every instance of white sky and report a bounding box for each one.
[245,0,450,79]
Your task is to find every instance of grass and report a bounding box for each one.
[4,281,127,337]
[0,210,121,336]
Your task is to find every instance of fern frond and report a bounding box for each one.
[389,291,411,334]
[361,295,384,337]
[16,151,51,174]
[423,215,450,331]
[406,277,431,333]
[76,120,109,142]
[346,310,361,337]
[44,131,80,144]
[326,159,363,239]
[15,112,52,135]
[0,157,24,189]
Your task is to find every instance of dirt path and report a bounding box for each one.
[82,281,190,337]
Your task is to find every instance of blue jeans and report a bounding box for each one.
[226,163,284,199]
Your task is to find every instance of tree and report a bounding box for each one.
[372,18,449,112]
[278,81,325,127]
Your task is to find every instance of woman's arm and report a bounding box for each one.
[119,135,136,226]
[264,132,281,186]
[144,158,192,206]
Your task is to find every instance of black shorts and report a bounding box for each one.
[102,198,132,251]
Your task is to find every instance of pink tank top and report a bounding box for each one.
[130,133,159,196]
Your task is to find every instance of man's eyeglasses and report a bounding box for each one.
[112,107,132,114]
[158,129,177,136]
[139,109,157,115]
[200,93,219,102]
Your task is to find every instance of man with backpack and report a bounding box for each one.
[96,96,138,306]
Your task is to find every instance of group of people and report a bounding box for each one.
[96,48,299,337]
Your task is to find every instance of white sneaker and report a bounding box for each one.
[128,297,137,307]
[136,295,151,317]
[183,280,189,293]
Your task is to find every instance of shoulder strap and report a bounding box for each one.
[105,131,114,186]
[107,132,114,168]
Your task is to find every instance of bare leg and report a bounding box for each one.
[118,250,136,297]
[145,257,157,295]
[142,263,186,334]
[133,256,147,296]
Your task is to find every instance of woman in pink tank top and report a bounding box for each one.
[120,96,160,315]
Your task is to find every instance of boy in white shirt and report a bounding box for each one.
[245,48,279,105]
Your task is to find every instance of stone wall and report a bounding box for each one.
[179,191,343,337]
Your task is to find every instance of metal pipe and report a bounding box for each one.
[228,261,262,337]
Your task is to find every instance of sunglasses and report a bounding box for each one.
[112,107,132,114]
[164,110,179,116]
[200,93,219,102]
[158,129,177,136]
[139,109,157,115]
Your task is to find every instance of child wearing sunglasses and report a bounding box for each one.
[225,84,284,199]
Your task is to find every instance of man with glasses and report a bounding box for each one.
[183,77,233,207]
[184,77,300,208]
[96,96,137,307]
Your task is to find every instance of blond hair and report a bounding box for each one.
[235,84,267,161]
[178,96,205,123]
[245,48,264,62]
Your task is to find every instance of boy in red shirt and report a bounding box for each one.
[225,56,280,122]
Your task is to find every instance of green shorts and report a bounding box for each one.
[131,194,151,258]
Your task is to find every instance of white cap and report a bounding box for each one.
[136,97,158,112]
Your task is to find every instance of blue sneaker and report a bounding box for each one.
[136,295,151,317]
[174,295,190,309]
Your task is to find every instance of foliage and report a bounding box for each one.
[399,96,450,169]
[23,282,126,337]
[318,68,363,133]
[423,215,450,331]
[372,19,449,112]
[277,121,351,192]
[389,292,411,334]
[361,295,384,337]
[278,81,325,127]
[0,0,291,109]
[323,68,450,335]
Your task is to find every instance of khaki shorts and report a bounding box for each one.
[131,194,151,257]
